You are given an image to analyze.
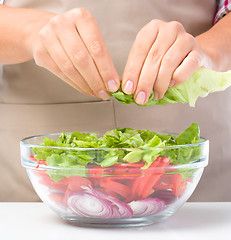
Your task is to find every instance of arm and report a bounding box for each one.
[122,13,231,105]
[196,12,231,72]
[0,5,120,98]
[0,5,54,64]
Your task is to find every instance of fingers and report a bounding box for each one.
[172,50,202,87]
[38,25,98,97]
[33,8,120,99]
[52,16,108,98]
[33,41,96,97]
[55,9,120,97]
[123,20,204,104]
[122,20,160,95]
[154,33,195,98]
[71,9,120,92]
[134,23,179,104]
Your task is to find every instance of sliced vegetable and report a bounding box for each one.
[39,175,69,192]
[170,174,187,197]
[99,178,131,201]
[67,185,132,219]
[128,198,165,217]
[66,176,92,192]
[29,122,205,221]
[67,192,114,219]
[92,188,133,218]
[131,157,170,200]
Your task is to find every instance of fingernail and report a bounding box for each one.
[169,79,176,87]
[135,91,146,105]
[98,90,109,100]
[107,80,118,92]
[154,90,159,100]
[123,80,133,94]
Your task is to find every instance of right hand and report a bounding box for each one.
[32,8,120,99]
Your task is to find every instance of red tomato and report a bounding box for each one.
[67,176,92,192]
[39,175,69,192]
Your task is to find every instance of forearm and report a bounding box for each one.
[196,12,231,72]
[0,5,54,64]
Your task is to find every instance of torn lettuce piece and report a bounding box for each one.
[111,68,231,107]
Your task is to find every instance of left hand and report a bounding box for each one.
[122,20,214,105]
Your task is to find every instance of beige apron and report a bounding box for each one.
[2,0,228,202]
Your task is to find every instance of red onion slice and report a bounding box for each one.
[82,185,132,218]
[67,192,114,219]
[67,185,132,219]
[128,198,165,217]
[100,193,133,218]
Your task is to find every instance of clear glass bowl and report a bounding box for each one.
[20,133,209,227]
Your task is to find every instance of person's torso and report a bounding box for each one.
[2,0,230,202]
[2,0,217,104]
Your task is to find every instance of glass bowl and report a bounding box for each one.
[20,133,209,227]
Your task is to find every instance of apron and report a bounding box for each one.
[2,0,227,202]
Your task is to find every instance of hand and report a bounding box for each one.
[122,20,214,105]
[32,8,120,99]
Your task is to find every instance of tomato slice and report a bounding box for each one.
[39,175,69,191]
[99,178,131,201]
[67,176,92,192]
[131,156,170,199]
[171,174,187,197]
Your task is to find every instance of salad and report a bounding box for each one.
[30,123,205,219]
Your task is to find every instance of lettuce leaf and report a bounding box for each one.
[164,123,201,165]
[111,68,231,107]
[32,123,202,174]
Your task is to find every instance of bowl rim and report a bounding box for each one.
[20,132,208,150]
[20,132,209,171]
[21,158,208,171]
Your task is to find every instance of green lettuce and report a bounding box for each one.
[32,123,202,181]
[111,68,231,107]
[164,123,201,165]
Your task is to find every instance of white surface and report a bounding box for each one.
[0,202,230,240]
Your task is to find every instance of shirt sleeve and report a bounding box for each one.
[214,0,231,23]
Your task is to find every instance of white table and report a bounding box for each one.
[0,202,230,240]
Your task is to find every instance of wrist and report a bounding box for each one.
[23,10,55,59]
[195,35,222,71]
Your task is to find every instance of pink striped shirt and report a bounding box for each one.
[215,0,231,23]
